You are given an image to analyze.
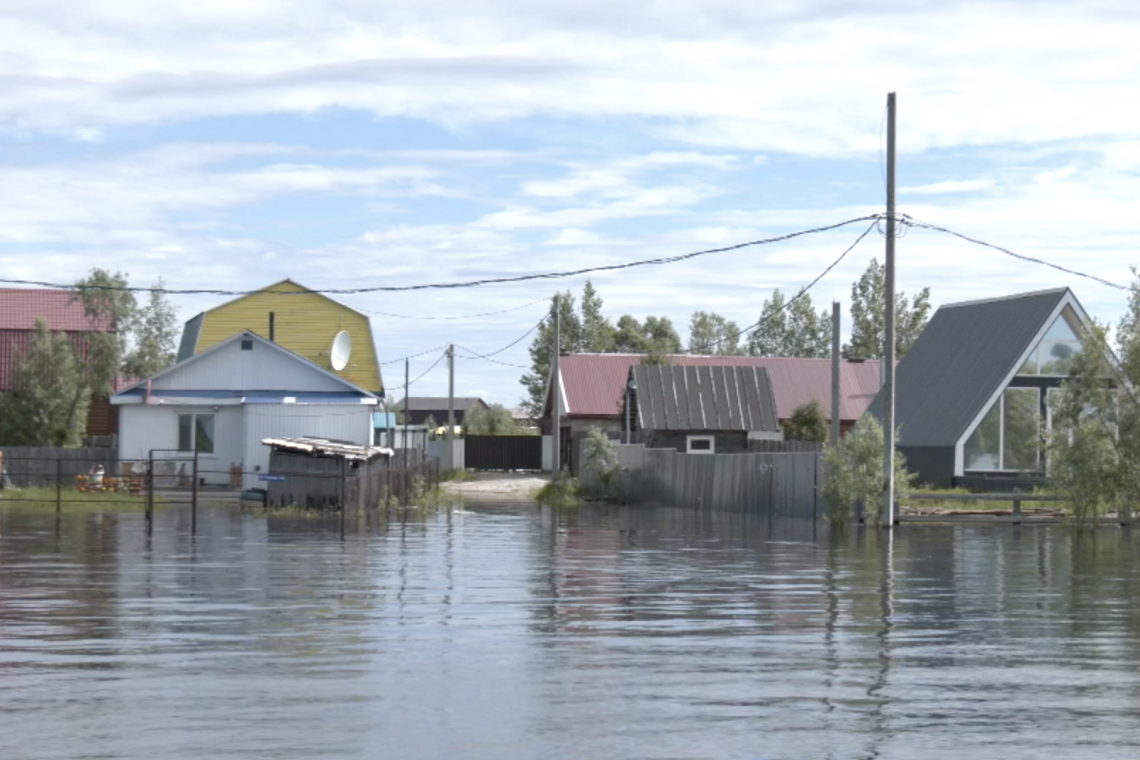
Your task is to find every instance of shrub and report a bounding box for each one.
[784,400,829,443]
[821,415,913,526]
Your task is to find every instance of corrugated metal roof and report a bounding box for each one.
[633,364,779,432]
[0,290,117,392]
[0,289,113,331]
[867,288,1070,447]
[554,353,883,423]
[261,436,392,461]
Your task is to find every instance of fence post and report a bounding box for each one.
[191,452,199,536]
[146,451,154,537]
[56,458,62,515]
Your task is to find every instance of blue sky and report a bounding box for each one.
[3,1,1140,404]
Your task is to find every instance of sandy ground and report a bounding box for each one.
[440,472,551,501]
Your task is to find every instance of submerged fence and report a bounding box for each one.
[594,444,821,519]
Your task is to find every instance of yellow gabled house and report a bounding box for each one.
[176,279,384,395]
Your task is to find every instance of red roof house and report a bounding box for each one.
[543,353,884,436]
[0,289,120,437]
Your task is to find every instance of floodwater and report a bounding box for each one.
[3,504,1140,760]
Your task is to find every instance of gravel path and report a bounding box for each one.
[440,473,550,501]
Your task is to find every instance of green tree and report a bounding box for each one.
[843,258,931,359]
[821,415,913,526]
[124,278,179,379]
[1047,319,1136,527]
[747,289,831,358]
[520,290,581,418]
[688,311,744,355]
[614,315,681,355]
[72,269,135,397]
[464,403,533,435]
[580,281,616,353]
[0,320,89,446]
[784,400,829,442]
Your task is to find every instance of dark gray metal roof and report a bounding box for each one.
[633,364,780,433]
[867,288,1070,447]
[176,312,204,363]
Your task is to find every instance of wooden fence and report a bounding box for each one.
[0,447,119,488]
[264,448,440,510]
[599,444,821,518]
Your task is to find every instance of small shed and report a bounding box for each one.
[630,364,782,454]
[260,436,392,509]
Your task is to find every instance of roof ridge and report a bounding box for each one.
[939,287,1070,310]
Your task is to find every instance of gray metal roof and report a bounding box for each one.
[867,288,1070,447]
[176,312,204,362]
[633,364,780,433]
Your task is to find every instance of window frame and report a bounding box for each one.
[686,435,715,454]
[177,412,216,454]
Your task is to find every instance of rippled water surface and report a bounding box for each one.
[3,503,1140,759]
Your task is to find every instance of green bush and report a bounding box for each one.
[580,427,621,499]
[821,415,913,526]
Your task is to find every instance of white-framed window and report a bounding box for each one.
[178,413,215,454]
[963,387,1040,472]
[687,435,715,454]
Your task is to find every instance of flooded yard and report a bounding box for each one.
[3,502,1140,759]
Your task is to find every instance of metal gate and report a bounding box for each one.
[464,435,542,471]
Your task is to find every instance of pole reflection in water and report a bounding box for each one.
[2,503,1140,760]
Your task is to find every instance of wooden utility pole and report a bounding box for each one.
[408,362,412,467]
[551,296,562,475]
[831,301,841,447]
[447,343,455,472]
[882,92,898,528]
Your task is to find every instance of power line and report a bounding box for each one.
[686,220,879,355]
[385,346,451,366]
[357,298,550,321]
[391,348,449,394]
[455,317,546,361]
[902,216,1127,291]
[0,216,880,295]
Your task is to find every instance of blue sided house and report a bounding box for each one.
[111,330,378,488]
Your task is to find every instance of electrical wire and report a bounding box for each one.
[686,220,879,355]
[391,348,449,393]
[901,216,1127,291]
[357,298,550,321]
[0,216,880,295]
[385,346,451,366]
[454,317,546,361]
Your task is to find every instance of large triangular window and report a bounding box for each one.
[1017,308,1083,377]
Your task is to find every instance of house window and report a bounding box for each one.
[241,339,253,351]
[178,413,215,454]
[964,388,1040,472]
[687,435,715,454]
[1017,311,1083,376]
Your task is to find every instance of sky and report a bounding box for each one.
[4,1,1140,405]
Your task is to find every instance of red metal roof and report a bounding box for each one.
[553,353,884,423]
[0,289,112,332]
[0,289,117,391]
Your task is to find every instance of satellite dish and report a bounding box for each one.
[330,330,352,371]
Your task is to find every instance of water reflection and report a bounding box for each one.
[3,503,1140,759]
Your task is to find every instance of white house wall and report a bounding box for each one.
[119,405,245,486]
[241,404,373,489]
[150,337,351,393]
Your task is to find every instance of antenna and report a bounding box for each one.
[330,330,352,371]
